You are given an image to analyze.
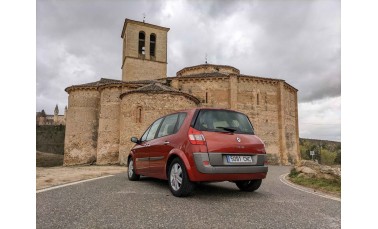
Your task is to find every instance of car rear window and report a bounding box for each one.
[193,110,254,134]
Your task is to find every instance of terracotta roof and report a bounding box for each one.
[120,83,200,104]
[174,72,229,78]
[65,78,159,92]
[122,80,160,84]
[129,82,180,93]
[177,64,240,76]
[65,78,121,91]
[239,74,298,90]
[237,74,283,82]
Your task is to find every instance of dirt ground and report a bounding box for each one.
[36,165,127,190]
[36,151,127,190]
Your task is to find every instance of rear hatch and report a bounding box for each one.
[192,109,266,165]
[201,131,265,154]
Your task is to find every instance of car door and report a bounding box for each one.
[132,125,151,176]
[148,113,187,178]
[134,118,163,176]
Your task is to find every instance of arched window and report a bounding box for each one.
[138,32,145,55]
[137,106,143,123]
[150,34,156,57]
[257,93,260,105]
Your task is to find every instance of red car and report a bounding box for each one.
[128,108,268,197]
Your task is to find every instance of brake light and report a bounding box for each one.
[188,127,206,145]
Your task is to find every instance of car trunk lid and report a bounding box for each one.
[202,131,265,154]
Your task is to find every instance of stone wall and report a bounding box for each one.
[64,89,100,165]
[171,77,230,108]
[237,77,281,163]
[122,58,167,81]
[36,125,65,154]
[284,84,300,164]
[118,92,198,165]
[96,87,122,165]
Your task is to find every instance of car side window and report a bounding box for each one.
[140,126,151,142]
[174,113,187,133]
[157,114,179,138]
[146,118,163,141]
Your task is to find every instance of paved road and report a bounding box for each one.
[36,166,340,228]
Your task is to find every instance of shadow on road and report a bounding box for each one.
[135,176,268,199]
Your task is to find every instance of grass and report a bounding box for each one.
[36,151,64,167]
[288,168,341,195]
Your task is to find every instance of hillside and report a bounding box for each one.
[299,138,341,165]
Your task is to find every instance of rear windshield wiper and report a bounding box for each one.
[216,127,237,133]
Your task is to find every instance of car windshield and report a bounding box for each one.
[193,110,254,134]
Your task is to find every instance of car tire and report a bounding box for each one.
[168,158,194,197]
[127,157,140,181]
[235,179,262,192]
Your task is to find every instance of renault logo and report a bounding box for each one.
[236,137,241,142]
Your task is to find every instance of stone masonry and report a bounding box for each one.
[121,19,168,82]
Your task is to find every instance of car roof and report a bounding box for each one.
[176,107,237,113]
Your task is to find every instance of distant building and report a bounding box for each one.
[36,105,67,125]
[64,18,300,166]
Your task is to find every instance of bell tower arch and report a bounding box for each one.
[121,19,169,81]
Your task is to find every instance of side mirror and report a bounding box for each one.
[131,137,140,144]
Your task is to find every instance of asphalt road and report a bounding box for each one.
[36,166,340,229]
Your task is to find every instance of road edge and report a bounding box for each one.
[279,173,341,202]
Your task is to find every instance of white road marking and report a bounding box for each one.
[279,173,341,202]
[36,175,115,193]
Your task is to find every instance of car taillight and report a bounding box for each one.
[188,127,206,145]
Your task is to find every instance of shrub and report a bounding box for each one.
[289,168,299,178]
[320,149,337,165]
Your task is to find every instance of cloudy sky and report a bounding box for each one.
[36,0,340,141]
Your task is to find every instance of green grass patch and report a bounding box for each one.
[289,168,341,195]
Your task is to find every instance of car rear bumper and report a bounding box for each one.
[193,152,268,174]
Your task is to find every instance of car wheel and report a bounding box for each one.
[235,179,262,192]
[168,158,194,197]
[127,158,140,181]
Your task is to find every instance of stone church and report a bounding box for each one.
[64,18,300,166]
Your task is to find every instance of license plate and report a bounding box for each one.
[227,155,252,163]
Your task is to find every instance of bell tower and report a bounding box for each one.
[121,19,169,81]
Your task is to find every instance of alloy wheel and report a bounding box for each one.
[128,160,134,178]
[170,163,183,191]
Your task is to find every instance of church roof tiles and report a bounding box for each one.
[174,72,229,78]
[65,78,159,92]
[120,83,200,104]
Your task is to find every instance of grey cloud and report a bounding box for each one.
[194,0,245,19]
[162,0,340,102]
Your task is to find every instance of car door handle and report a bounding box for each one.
[163,141,170,145]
